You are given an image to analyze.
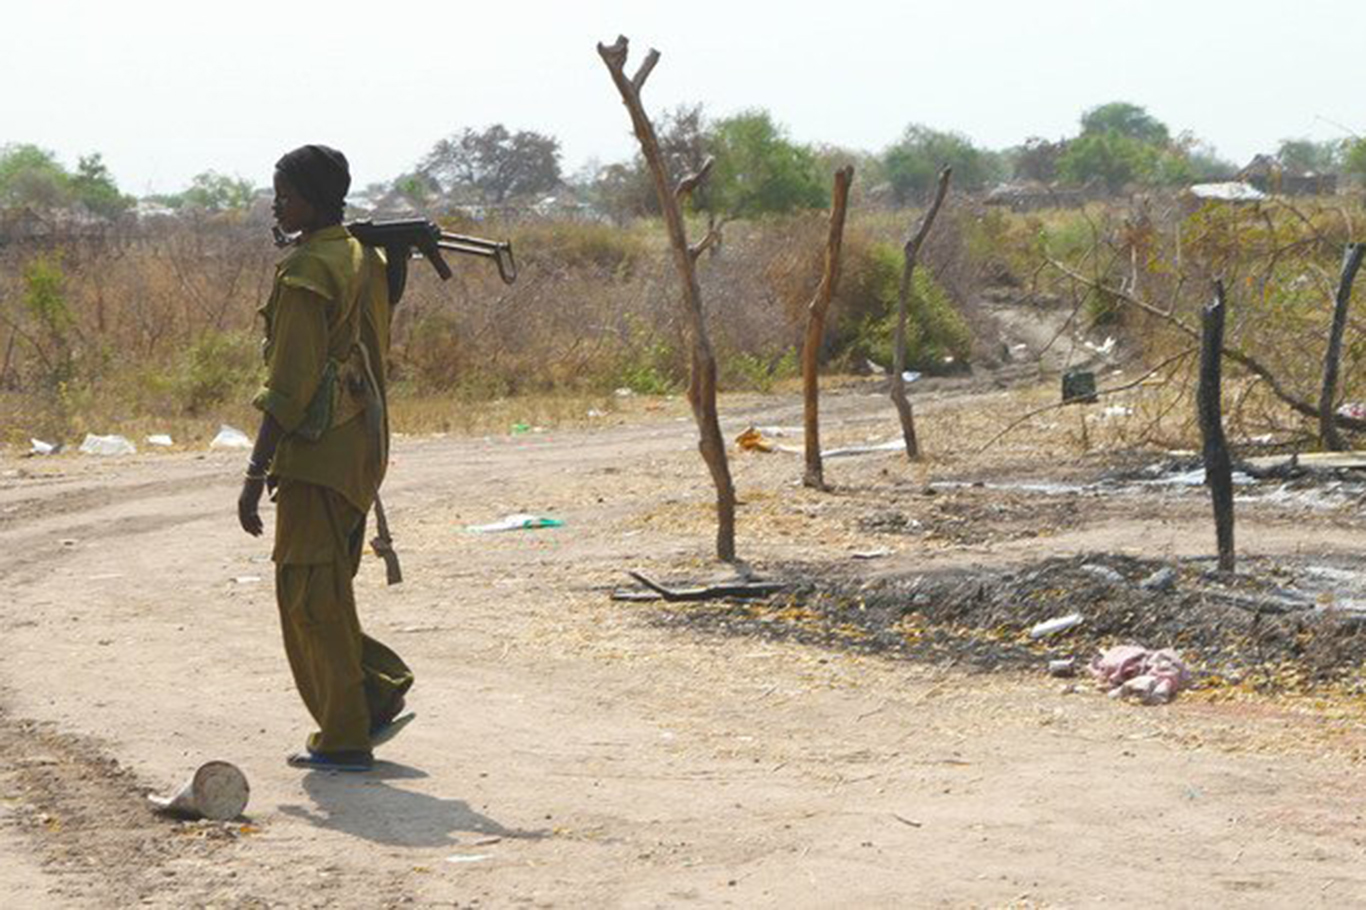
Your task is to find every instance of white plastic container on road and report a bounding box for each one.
[78,433,136,456]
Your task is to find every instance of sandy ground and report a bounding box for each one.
[4,386,1366,909]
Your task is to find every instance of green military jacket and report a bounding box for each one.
[254,225,392,518]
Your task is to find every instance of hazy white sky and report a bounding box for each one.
[2,0,1362,195]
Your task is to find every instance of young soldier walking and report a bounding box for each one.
[237,144,413,772]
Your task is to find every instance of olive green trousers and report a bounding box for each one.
[274,481,413,754]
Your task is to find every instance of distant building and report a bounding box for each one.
[983,182,1086,212]
[1237,155,1338,196]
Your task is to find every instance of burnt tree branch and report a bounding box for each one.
[802,166,854,490]
[598,36,738,561]
[891,167,952,459]
[1318,243,1366,450]
[1199,281,1235,573]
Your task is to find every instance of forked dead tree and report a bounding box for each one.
[890,167,952,459]
[1318,243,1365,451]
[597,36,737,561]
[802,166,854,490]
[1199,281,1235,573]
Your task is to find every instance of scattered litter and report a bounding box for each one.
[823,439,904,458]
[149,761,250,821]
[1085,336,1117,356]
[59,538,78,547]
[1089,646,1191,704]
[79,433,136,456]
[901,370,921,383]
[445,854,492,864]
[1029,613,1084,639]
[230,575,262,585]
[472,836,503,846]
[851,548,894,560]
[616,570,786,603]
[466,513,564,533]
[210,425,252,450]
[1080,564,1126,585]
[29,438,58,456]
[865,359,885,374]
[736,426,776,453]
[1139,567,1178,592]
[1337,402,1366,421]
[1100,405,1133,419]
[586,408,606,418]
[146,434,174,447]
[614,387,634,398]
[510,422,531,435]
[1048,658,1077,678]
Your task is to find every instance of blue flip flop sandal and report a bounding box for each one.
[370,712,416,748]
[286,750,374,773]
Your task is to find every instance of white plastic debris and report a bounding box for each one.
[1029,613,1084,639]
[614,387,635,398]
[902,370,922,383]
[1048,658,1077,678]
[29,438,57,456]
[78,433,136,456]
[466,513,564,533]
[210,425,252,450]
[1081,564,1126,585]
[146,434,174,447]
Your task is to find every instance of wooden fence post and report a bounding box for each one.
[1318,243,1365,451]
[890,168,951,459]
[1199,280,1235,573]
[802,166,854,490]
[598,36,737,561]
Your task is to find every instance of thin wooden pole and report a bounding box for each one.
[1199,280,1235,573]
[598,36,737,561]
[802,166,854,490]
[890,168,952,459]
[1318,243,1365,451]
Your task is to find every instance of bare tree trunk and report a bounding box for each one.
[1199,280,1235,573]
[890,168,952,459]
[802,166,854,490]
[598,36,737,561]
[1318,243,1365,451]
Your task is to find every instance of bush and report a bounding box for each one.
[505,219,649,278]
[840,242,971,373]
[175,330,259,414]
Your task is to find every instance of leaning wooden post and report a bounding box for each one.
[1199,280,1235,573]
[598,36,737,561]
[890,167,952,459]
[1317,243,1365,451]
[802,166,854,490]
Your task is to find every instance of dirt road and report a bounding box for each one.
[4,387,1366,908]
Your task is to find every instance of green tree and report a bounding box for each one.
[1057,131,1159,191]
[420,124,562,204]
[1276,138,1343,174]
[179,171,256,211]
[707,110,826,218]
[71,153,131,218]
[0,144,71,210]
[1345,139,1366,183]
[882,125,1002,204]
[1079,102,1170,146]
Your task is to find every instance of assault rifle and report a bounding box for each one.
[272,218,517,303]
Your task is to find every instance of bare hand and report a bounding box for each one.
[238,477,266,536]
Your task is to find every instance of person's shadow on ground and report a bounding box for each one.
[278,762,548,848]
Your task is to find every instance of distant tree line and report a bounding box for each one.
[4,102,1366,225]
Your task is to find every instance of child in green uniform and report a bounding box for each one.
[237,145,413,772]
